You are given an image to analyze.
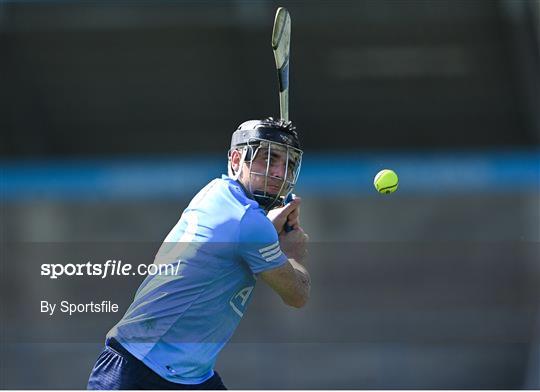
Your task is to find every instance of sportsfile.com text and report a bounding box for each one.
[40,260,181,279]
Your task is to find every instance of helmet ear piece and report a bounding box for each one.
[228,147,250,180]
[243,145,254,162]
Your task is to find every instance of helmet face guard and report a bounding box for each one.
[245,138,302,210]
[227,118,303,210]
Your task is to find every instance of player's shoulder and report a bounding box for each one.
[191,175,262,218]
[213,175,259,208]
[201,176,274,242]
[239,203,277,243]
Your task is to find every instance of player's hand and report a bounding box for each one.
[279,226,309,263]
[267,196,301,234]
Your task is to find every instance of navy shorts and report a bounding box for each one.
[87,339,227,390]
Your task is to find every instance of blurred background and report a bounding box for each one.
[1,0,539,389]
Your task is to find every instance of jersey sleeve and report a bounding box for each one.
[238,208,288,274]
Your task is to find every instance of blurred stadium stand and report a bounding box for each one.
[1,0,539,389]
[1,0,539,155]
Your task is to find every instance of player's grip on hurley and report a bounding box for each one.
[284,193,295,232]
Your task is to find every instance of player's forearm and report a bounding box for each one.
[259,255,311,308]
[289,258,311,306]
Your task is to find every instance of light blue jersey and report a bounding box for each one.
[107,175,288,384]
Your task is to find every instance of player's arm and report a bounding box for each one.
[259,227,310,308]
[259,257,310,308]
[239,207,310,308]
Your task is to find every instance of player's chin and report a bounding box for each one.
[253,187,281,201]
[253,183,282,195]
[255,190,279,198]
[266,186,282,194]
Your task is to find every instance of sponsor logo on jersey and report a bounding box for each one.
[229,286,254,317]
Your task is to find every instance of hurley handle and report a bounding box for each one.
[284,193,294,232]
